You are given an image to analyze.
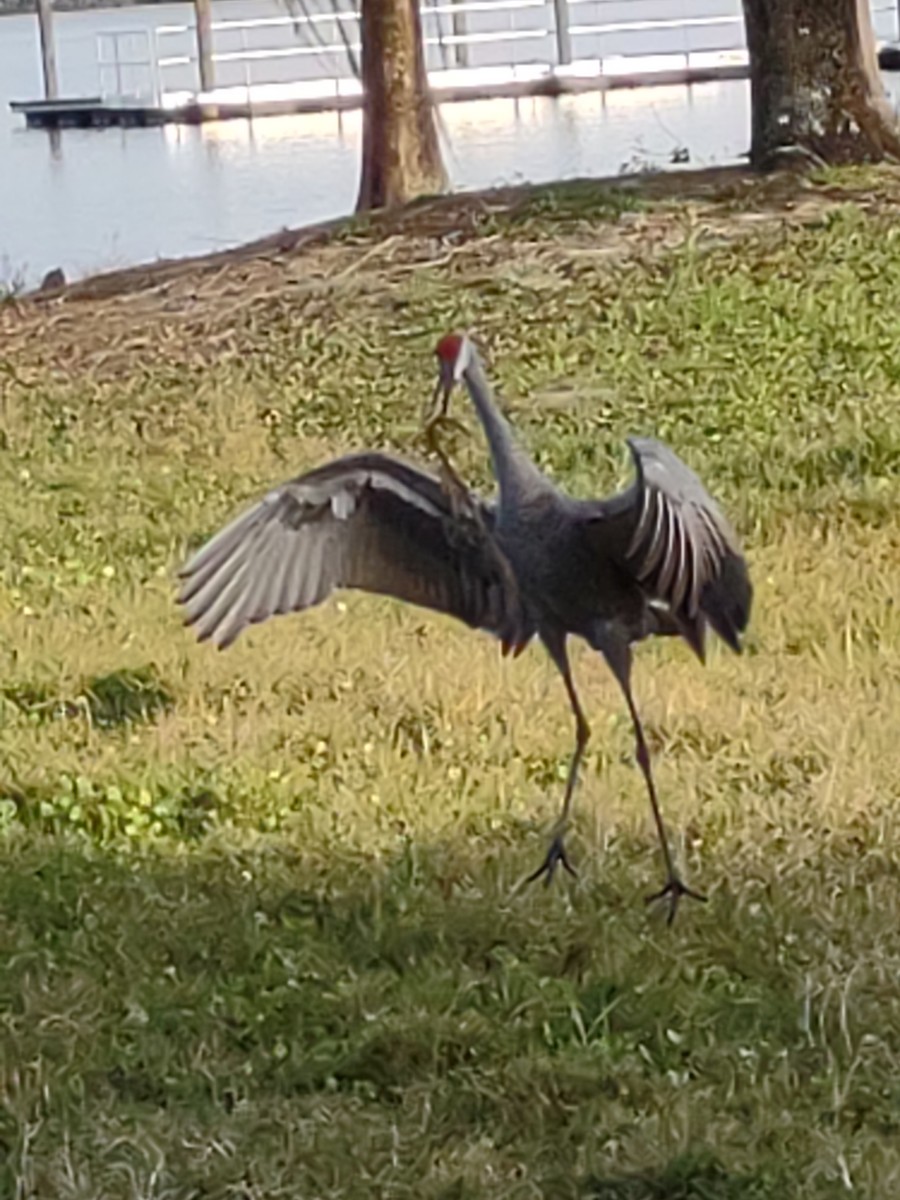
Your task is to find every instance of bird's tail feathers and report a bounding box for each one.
[699,551,752,655]
[648,603,706,664]
[649,550,750,659]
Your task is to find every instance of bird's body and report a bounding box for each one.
[495,465,746,654]
[179,332,751,919]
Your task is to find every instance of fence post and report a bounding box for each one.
[149,28,161,106]
[552,0,571,66]
[36,0,60,100]
[452,0,468,68]
[114,31,124,96]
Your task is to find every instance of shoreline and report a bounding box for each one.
[24,164,763,304]
[5,160,891,386]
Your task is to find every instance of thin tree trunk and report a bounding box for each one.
[356,0,447,211]
[36,0,59,101]
[194,0,216,93]
[741,0,900,167]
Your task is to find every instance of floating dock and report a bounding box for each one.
[10,94,354,128]
[11,97,167,128]
[11,60,749,130]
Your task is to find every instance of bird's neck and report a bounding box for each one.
[464,359,546,503]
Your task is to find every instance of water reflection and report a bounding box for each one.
[4,83,748,285]
[8,0,896,287]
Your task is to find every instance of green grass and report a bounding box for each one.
[2,178,900,1196]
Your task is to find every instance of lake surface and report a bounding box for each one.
[2,0,899,288]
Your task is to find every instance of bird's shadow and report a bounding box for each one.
[0,665,174,730]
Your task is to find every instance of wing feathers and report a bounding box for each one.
[178,452,527,650]
[621,438,752,654]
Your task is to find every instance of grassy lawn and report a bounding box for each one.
[2,168,900,1197]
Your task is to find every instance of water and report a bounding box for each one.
[1,1,897,288]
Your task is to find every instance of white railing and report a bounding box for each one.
[97,29,161,103]
[95,0,900,109]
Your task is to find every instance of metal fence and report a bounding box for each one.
[94,0,900,108]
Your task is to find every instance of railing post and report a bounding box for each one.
[452,0,468,68]
[114,32,123,97]
[36,0,60,100]
[241,26,251,99]
[552,0,571,66]
[149,28,161,106]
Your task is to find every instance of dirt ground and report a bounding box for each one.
[3,163,900,385]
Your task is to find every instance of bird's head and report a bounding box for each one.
[432,330,474,418]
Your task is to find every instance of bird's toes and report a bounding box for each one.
[525,834,578,887]
[645,875,707,924]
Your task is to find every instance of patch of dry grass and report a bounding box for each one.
[2,169,900,1197]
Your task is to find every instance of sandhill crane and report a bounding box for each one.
[179,332,752,921]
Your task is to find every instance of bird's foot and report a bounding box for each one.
[525,834,578,887]
[421,411,469,458]
[421,413,443,453]
[422,418,473,517]
[645,874,707,925]
[438,460,474,519]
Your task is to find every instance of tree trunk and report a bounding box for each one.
[36,0,59,101]
[741,0,900,167]
[356,0,447,211]
[194,0,216,94]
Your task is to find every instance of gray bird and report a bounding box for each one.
[178,332,752,921]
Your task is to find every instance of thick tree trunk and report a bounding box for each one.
[741,0,900,167]
[356,0,447,211]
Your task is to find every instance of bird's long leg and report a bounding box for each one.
[600,638,706,924]
[526,632,589,886]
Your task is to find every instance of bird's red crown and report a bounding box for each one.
[435,332,465,364]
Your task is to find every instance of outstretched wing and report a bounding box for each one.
[178,452,527,650]
[592,437,752,656]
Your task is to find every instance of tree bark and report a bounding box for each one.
[741,0,900,167]
[356,0,447,211]
[36,0,59,101]
[194,0,216,94]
